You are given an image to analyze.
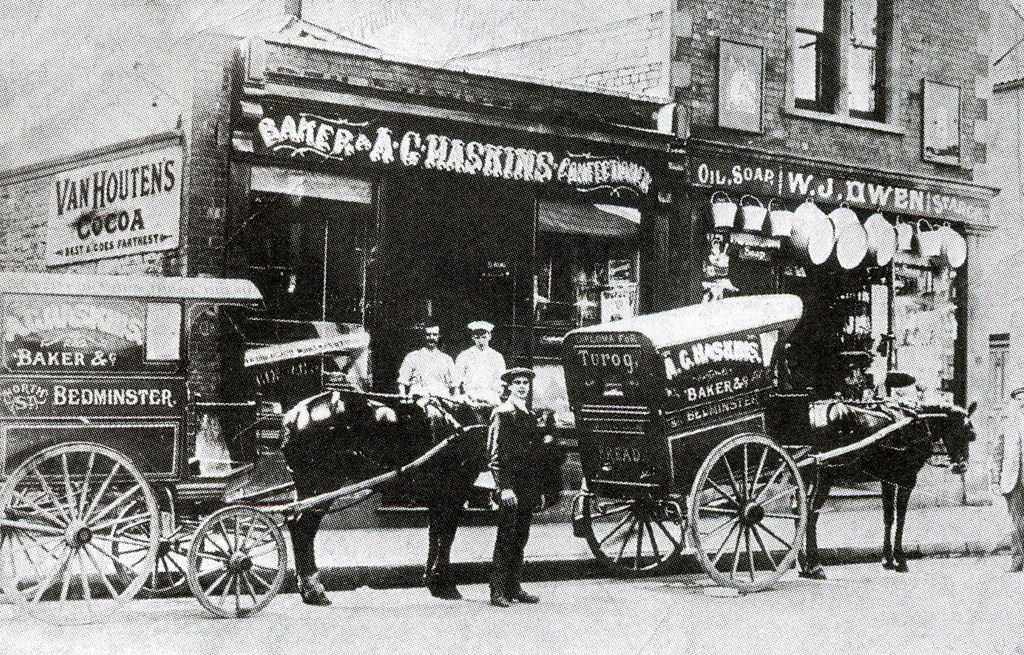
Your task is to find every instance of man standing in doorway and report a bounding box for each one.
[455,320,506,406]
[398,325,456,399]
[991,387,1024,572]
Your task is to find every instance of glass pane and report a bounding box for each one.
[850,0,878,47]
[146,302,181,361]
[795,0,825,31]
[795,31,819,102]
[848,46,876,113]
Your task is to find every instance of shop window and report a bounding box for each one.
[792,0,887,121]
[891,264,957,402]
[244,193,369,326]
[990,333,1010,402]
[534,201,640,354]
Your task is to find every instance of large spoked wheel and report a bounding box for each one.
[688,433,807,593]
[186,506,286,618]
[0,442,159,624]
[580,489,685,576]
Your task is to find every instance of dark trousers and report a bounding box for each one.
[490,484,538,598]
[1006,482,1024,568]
[424,465,477,584]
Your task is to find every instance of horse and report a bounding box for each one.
[797,398,976,579]
[278,388,564,605]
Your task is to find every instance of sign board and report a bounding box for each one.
[250,105,654,198]
[46,144,182,266]
[661,328,780,429]
[2,295,152,373]
[0,377,185,419]
[689,153,983,222]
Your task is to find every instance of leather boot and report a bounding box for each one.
[424,570,445,598]
[490,592,511,608]
[509,588,539,604]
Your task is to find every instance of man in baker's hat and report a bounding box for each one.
[455,320,506,406]
[885,371,919,406]
[487,366,543,607]
[991,386,1024,572]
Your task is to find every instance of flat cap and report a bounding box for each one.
[1011,387,1024,400]
[500,367,535,384]
[467,320,495,332]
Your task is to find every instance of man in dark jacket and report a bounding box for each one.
[488,367,543,607]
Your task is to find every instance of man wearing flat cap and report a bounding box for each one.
[455,320,506,406]
[488,367,544,607]
[991,386,1024,572]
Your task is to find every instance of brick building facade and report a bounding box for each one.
[0,2,1001,508]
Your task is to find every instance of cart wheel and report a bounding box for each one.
[186,506,286,618]
[688,433,807,593]
[580,489,685,576]
[112,513,196,598]
[0,442,159,624]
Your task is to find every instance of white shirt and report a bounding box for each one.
[455,345,506,404]
[397,347,455,397]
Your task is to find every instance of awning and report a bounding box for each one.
[251,165,373,204]
[538,201,640,239]
[0,272,262,303]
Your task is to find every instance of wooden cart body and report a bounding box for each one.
[563,294,803,496]
[562,295,809,589]
[0,272,266,623]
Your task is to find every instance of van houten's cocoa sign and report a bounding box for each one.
[46,144,182,266]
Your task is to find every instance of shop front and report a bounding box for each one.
[676,141,993,406]
[227,89,669,415]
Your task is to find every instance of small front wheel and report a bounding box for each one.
[186,506,286,618]
[579,490,685,576]
[688,433,807,593]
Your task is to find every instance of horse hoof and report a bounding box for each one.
[431,585,463,601]
[882,561,896,570]
[300,588,332,606]
[798,567,827,581]
[299,573,332,606]
[894,562,909,573]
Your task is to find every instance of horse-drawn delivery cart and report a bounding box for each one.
[0,271,272,623]
[0,271,499,622]
[562,293,974,592]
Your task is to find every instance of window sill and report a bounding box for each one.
[784,107,905,135]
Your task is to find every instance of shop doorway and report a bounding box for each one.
[371,173,534,392]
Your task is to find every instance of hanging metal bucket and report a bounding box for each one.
[741,195,768,232]
[711,191,737,229]
[894,218,914,251]
[863,212,897,267]
[828,206,867,270]
[791,200,835,265]
[914,220,943,258]
[938,224,967,268]
[768,199,794,237]
[833,224,868,270]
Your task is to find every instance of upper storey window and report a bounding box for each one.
[793,0,887,121]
